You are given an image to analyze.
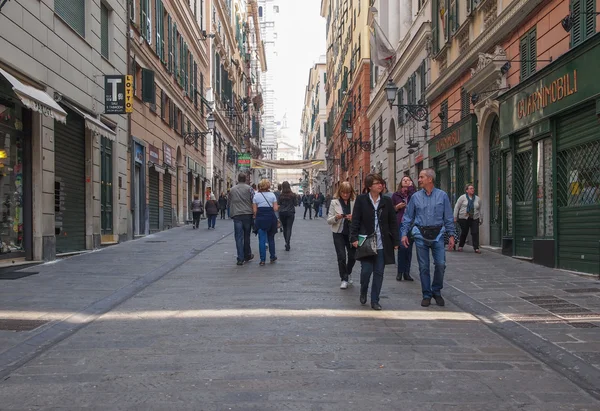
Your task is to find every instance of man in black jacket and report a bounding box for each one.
[303,193,313,219]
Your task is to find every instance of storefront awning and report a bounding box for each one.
[0,68,67,124]
[63,102,116,141]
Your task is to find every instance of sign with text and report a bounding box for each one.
[149,145,159,164]
[163,143,173,167]
[105,75,125,114]
[237,153,251,167]
[125,75,133,113]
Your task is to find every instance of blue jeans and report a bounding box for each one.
[414,236,446,299]
[318,205,323,217]
[207,214,217,228]
[360,249,385,303]
[258,229,276,262]
[397,229,413,274]
[233,215,252,262]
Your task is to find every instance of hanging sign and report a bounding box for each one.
[105,75,126,114]
[149,144,159,164]
[163,143,173,167]
[237,153,251,167]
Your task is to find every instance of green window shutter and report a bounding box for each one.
[571,0,582,46]
[520,35,528,80]
[441,99,448,130]
[155,0,160,55]
[528,28,537,76]
[584,0,596,39]
[398,88,404,125]
[142,68,156,104]
[173,24,178,76]
[161,90,166,120]
[200,72,204,115]
[167,15,172,73]
[100,4,109,59]
[461,88,469,118]
[56,0,85,37]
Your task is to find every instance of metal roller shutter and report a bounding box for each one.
[54,107,86,253]
[556,104,600,274]
[149,168,160,231]
[513,132,533,258]
[163,173,172,228]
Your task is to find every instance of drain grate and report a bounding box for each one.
[0,319,48,331]
[521,295,561,301]
[563,288,600,294]
[568,322,599,329]
[145,240,167,243]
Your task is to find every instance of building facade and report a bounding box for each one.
[321,0,371,196]
[0,0,129,260]
[368,0,432,192]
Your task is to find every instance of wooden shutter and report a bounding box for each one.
[528,28,537,76]
[571,0,582,46]
[100,4,109,58]
[398,88,404,125]
[584,0,596,39]
[200,72,204,115]
[160,90,166,120]
[141,69,156,104]
[56,0,85,37]
[520,35,528,80]
[167,15,172,73]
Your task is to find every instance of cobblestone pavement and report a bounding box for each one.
[0,209,599,410]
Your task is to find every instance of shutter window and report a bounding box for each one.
[160,90,166,120]
[461,88,470,118]
[398,88,404,125]
[520,27,536,80]
[200,72,204,115]
[142,69,156,104]
[100,3,109,59]
[571,0,596,47]
[56,0,85,37]
[441,100,448,131]
[584,0,596,39]
[167,15,172,73]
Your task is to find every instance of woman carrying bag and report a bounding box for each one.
[327,182,356,290]
[453,184,483,253]
[252,179,279,266]
[350,174,399,310]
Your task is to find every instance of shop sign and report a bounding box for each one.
[148,144,159,164]
[134,143,144,164]
[163,143,173,167]
[105,75,133,114]
[428,115,475,158]
[237,153,251,167]
[500,40,600,136]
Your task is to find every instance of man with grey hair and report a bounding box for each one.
[230,173,254,266]
[401,168,455,307]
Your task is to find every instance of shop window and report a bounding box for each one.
[55,0,85,37]
[100,3,110,59]
[520,28,537,81]
[570,0,597,47]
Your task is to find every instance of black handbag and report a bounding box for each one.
[355,209,381,260]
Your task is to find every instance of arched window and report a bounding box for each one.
[258,6,263,17]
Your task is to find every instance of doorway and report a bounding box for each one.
[489,117,502,247]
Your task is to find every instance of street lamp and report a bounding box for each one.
[384,78,429,122]
[183,112,216,146]
[345,125,353,141]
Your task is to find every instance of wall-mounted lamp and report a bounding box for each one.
[384,79,429,122]
[500,61,511,75]
[199,30,216,41]
[183,112,215,146]
[561,12,600,32]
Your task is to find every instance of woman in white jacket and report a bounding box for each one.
[327,182,356,289]
[453,184,483,253]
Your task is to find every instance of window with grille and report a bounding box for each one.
[460,88,470,118]
[520,27,536,81]
[101,3,109,59]
[441,100,448,131]
[557,140,600,207]
[571,0,597,47]
[56,0,85,37]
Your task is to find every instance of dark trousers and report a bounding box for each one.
[233,215,253,262]
[207,214,217,228]
[192,212,201,228]
[360,249,385,303]
[220,209,226,219]
[333,232,356,281]
[458,218,480,249]
[279,212,295,247]
[303,205,312,219]
[397,234,413,274]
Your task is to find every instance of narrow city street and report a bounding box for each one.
[0,210,599,410]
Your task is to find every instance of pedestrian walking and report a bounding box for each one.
[205,194,219,229]
[191,194,204,229]
[325,193,332,216]
[278,181,296,251]
[313,192,323,218]
[392,176,416,281]
[454,184,483,254]
[229,173,254,266]
[252,179,279,266]
[401,168,456,308]
[303,192,313,219]
[218,193,228,219]
[226,189,231,218]
[350,174,399,310]
[328,182,356,290]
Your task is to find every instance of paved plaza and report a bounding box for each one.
[0,209,599,410]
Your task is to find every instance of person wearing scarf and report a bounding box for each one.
[392,176,416,281]
[453,184,483,253]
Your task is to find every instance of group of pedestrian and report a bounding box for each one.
[301,192,325,219]
[189,191,231,230]
[328,169,483,311]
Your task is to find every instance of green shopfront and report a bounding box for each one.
[428,114,478,208]
[498,36,600,274]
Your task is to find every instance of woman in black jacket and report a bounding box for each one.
[350,173,399,310]
[278,181,296,251]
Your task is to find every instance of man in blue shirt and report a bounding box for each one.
[401,168,455,307]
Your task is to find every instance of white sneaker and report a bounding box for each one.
[348,275,354,284]
[340,281,349,289]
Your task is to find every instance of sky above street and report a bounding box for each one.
[272,0,325,147]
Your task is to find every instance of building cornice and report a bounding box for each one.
[426,0,545,102]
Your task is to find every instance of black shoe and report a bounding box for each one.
[396,273,403,281]
[421,298,431,307]
[244,254,254,262]
[285,244,290,251]
[270,257,277,263]
[403,273,414,281]
[259,261,265,266]
[371,302,382,310]
[236,260,244,266]
[433,295,445,307]
[360,294,367,305]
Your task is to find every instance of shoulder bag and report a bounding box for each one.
[260,193,282,229]
[355,208,381,260]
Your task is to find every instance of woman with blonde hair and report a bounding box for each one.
[252,179,279,266]
[327,182,357,289]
